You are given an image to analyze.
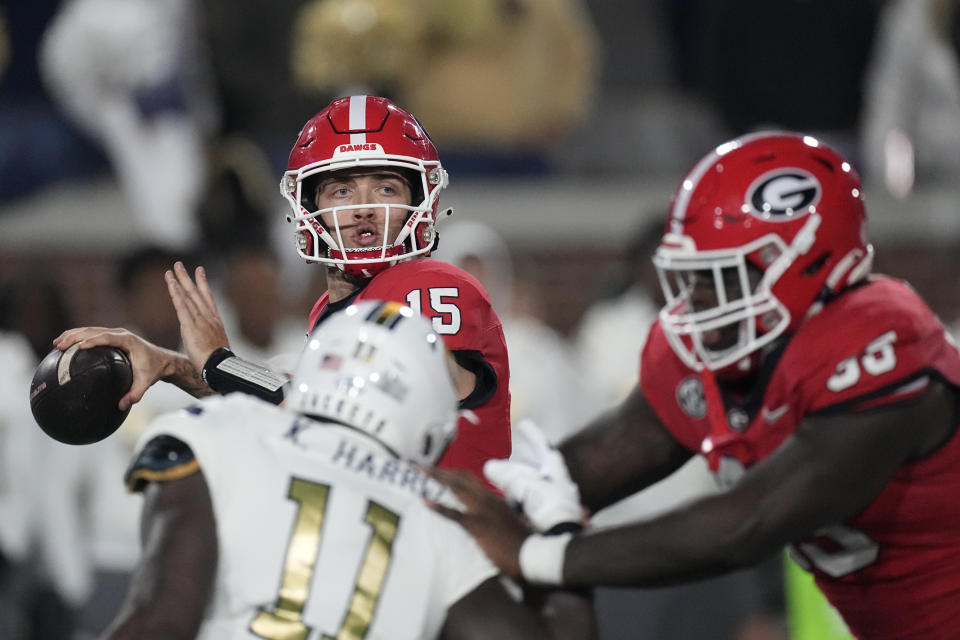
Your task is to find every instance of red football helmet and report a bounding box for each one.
[653,132,873,374]
[281,95,449,277]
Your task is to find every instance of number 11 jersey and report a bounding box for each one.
[128,393,499,640]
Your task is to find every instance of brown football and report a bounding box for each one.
[29,345,133,445]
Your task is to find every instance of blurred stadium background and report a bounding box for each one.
[2,0,959,334]
[1,1,958,639]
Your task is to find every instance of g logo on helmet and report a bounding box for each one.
[746,169,821,220]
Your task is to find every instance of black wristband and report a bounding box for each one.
[201,347,234,386]
[201,348,287,405]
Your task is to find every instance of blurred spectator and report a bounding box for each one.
[291,0,600,174]
[195,135,277,259]
[860,0,960,197]
[196,0,316,172]
[570,218,786,640]
[115,247,191,352]
[664,0,881,157]
[0,273,88,640]
[574,217,663,412]
[194,133,318,346]
[433,219,593,444]
[215,241,307,375]
[0,0,108,202]
[0,332,36,640]
[40,0,219,250]
[6,249,201,640]
[0,275,75,362]
[556,0,726,176]
[68,246,199,637]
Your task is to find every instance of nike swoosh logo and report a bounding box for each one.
[761,404,790,423]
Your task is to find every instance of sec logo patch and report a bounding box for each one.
[676,376,706,419]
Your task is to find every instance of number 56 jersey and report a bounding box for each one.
[640,275,960,640]
[127,393,499,640]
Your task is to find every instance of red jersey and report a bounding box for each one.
[308,259,511,482]
[640,275,960,640]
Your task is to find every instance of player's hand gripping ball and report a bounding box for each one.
[29,344,134,445]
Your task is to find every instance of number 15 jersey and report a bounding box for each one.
[308,259,512,484]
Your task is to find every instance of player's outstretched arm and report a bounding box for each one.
[438,380,956,589]
[53,327,210,409]
[433,463,595,638]
[560,379,957,588]
[101,471,217,640]
[559,385,693,513]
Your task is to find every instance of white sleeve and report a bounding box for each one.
[427,509,500,609]
[129,399,230,490]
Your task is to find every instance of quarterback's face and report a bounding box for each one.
[314,168,413,249]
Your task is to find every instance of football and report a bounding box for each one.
[29,344,134,445]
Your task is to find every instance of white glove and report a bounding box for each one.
[484,419,583,532]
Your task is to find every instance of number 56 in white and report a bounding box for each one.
[827,330,898,392]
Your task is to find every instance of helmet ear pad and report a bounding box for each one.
[297,229,315,263]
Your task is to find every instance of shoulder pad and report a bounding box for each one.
[125,434,198,493]
[783,278,958,413]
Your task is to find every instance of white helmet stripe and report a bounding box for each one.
[349,95,367,145]
[670,148,720,236]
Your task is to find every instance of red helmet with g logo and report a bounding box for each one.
[653,132,873,373]
[281,95,449,277]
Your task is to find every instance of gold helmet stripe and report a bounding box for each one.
[364,300,409,329]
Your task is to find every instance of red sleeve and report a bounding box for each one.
[638,322,707,454]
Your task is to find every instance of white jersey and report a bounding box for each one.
[131,393,498,640]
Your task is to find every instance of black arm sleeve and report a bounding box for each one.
[452,349,498,410]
